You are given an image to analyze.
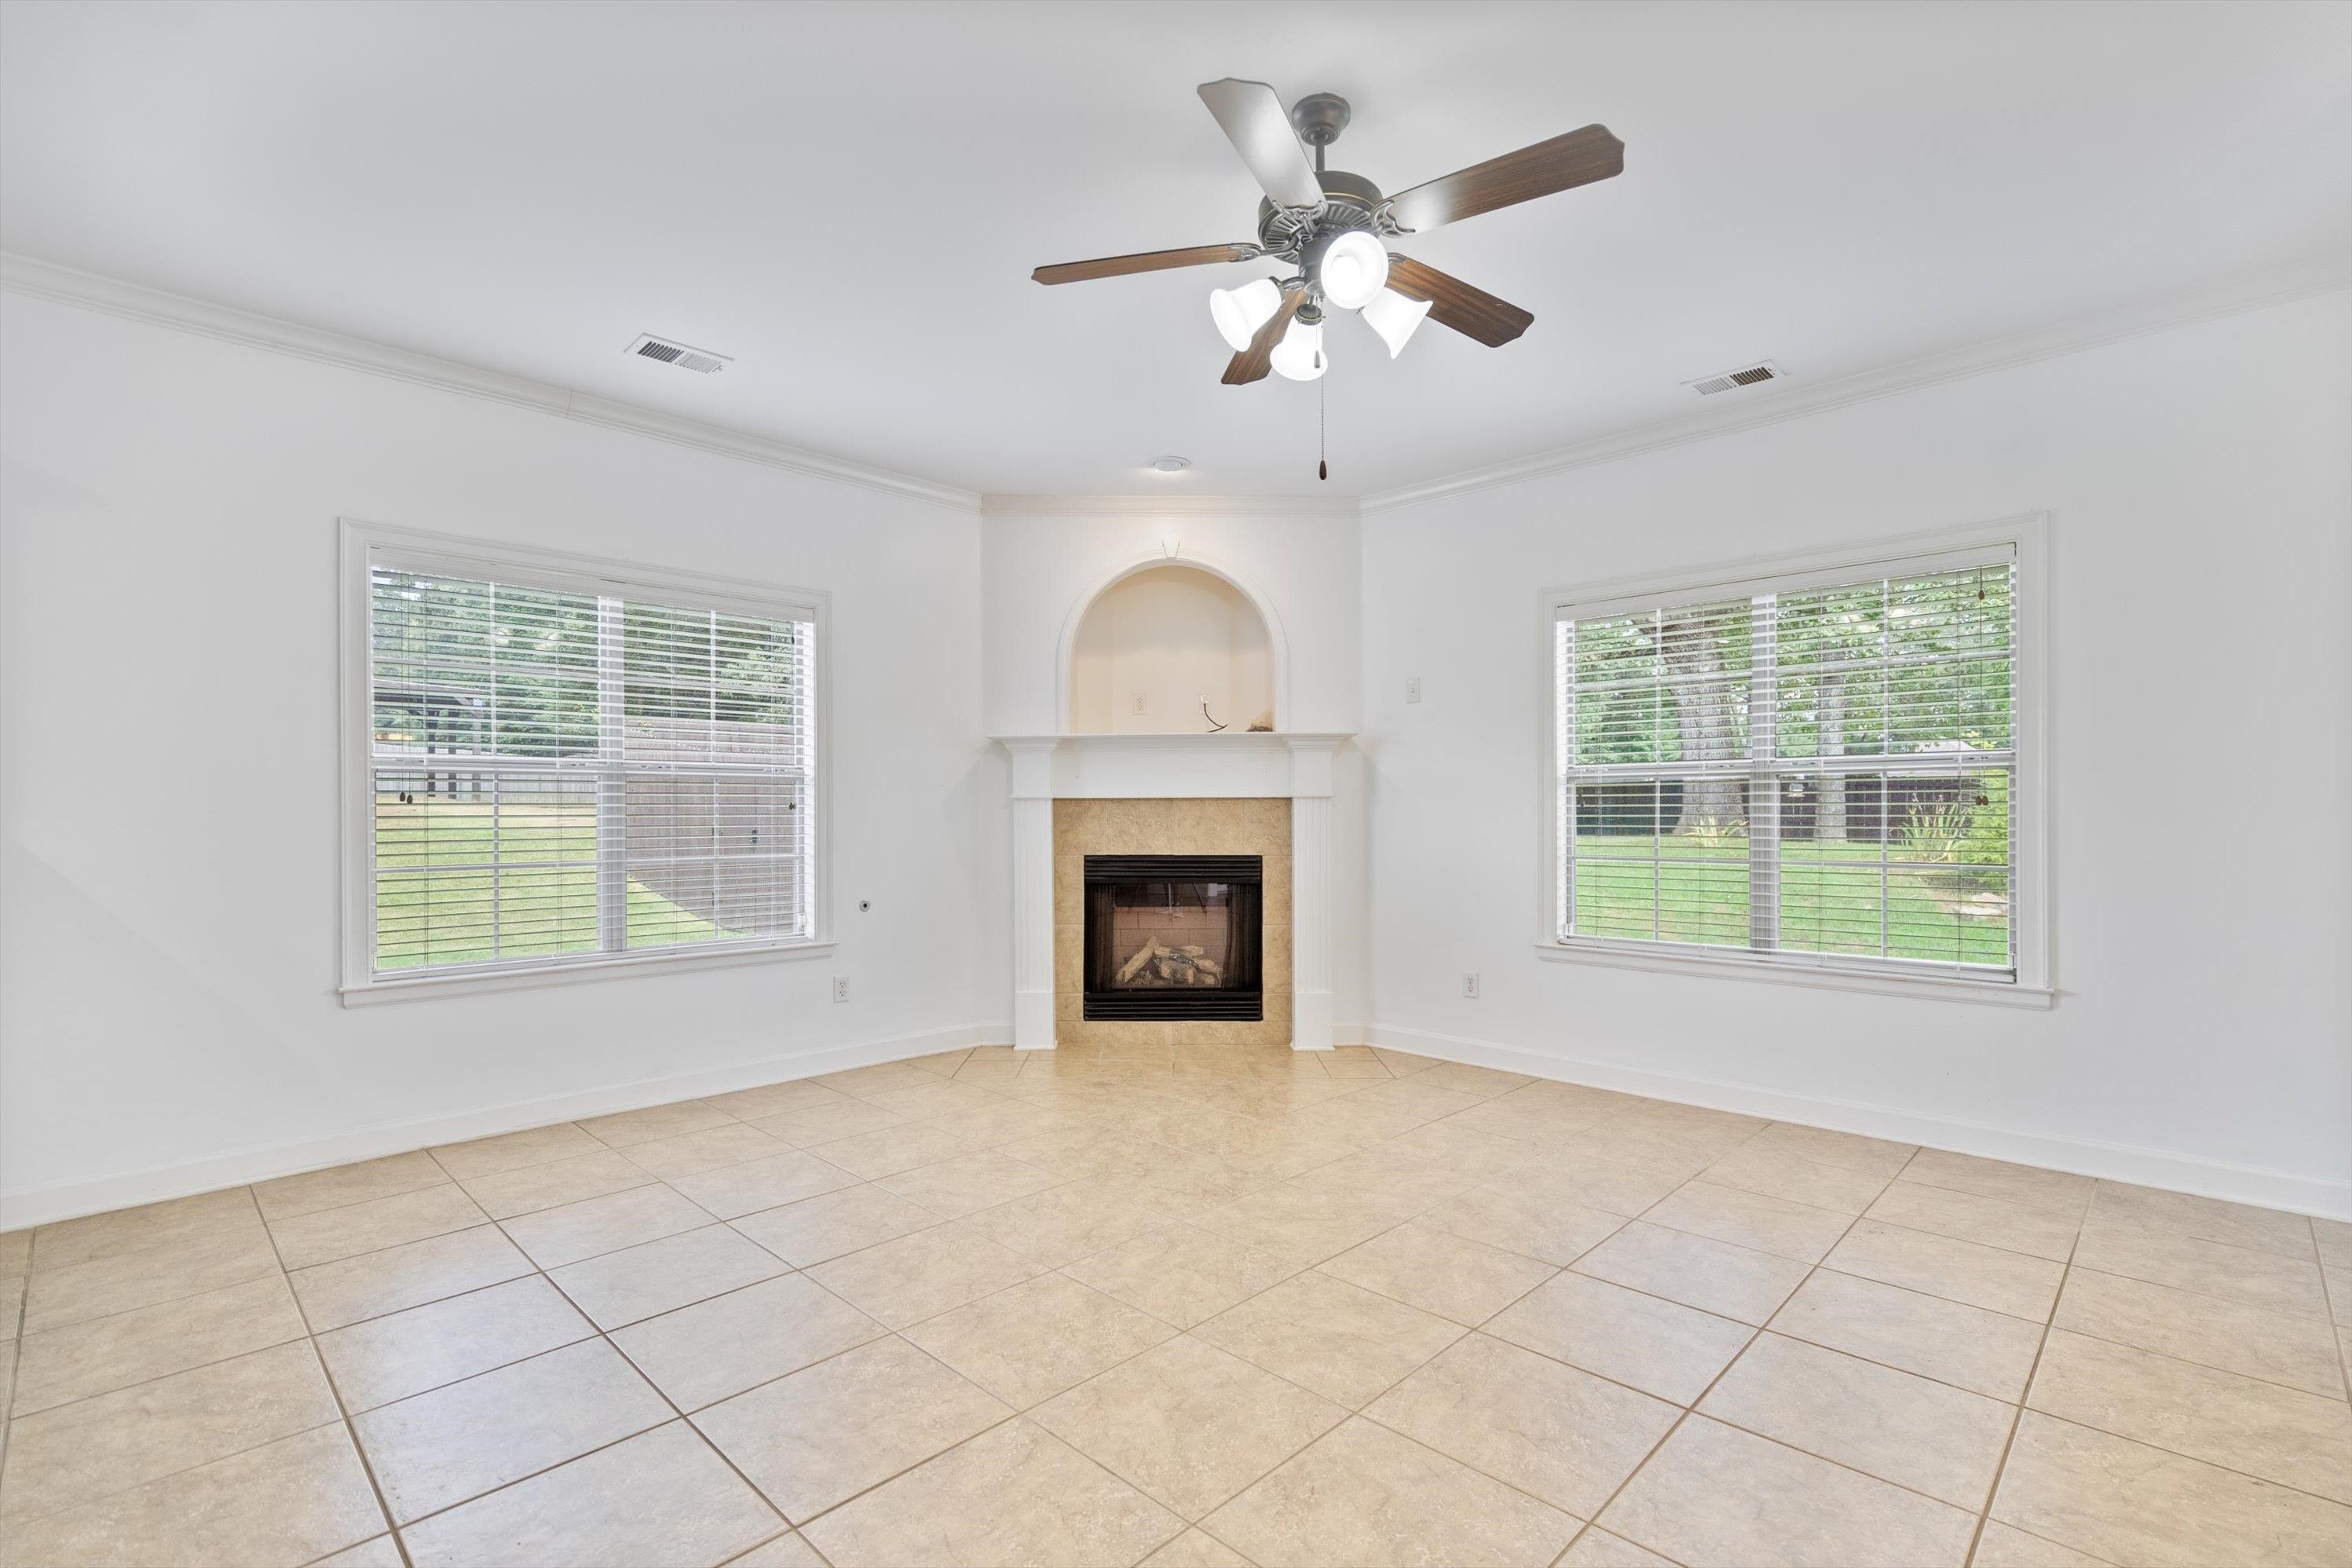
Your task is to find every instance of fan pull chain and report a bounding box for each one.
[1318,374,1328,481]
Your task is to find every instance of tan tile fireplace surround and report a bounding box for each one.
[995,733,1350,1052]
[1055,797,1292,1048]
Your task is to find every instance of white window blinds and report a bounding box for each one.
[364,551,817,981]
[1555,546,2018,978]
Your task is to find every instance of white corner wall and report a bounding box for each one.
[0,291,1004,1225]
[982,506,1369,1029]
[1359,289,2352,1216]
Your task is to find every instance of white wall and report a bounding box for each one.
[8,279,2344,1223]
[1360,290,2352,1214]
[982,505,1369,1027]
[0,292,1004,1223]
[1068,565,1274,734]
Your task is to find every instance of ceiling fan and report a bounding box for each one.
[1032,80,1624,387]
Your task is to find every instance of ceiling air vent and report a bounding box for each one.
[1685,360,1784,396]
[627,334,732,374]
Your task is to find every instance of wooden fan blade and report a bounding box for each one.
[1386,255,1534,346]
[1032,244,1256,286]
[1385,124,1623,233]
[1197,79,1325,210]
[1221,288,1304,385]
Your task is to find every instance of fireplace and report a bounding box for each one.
[1083,854,1264,1021]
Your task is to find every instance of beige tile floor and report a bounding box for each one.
[2,1043,2348,1568]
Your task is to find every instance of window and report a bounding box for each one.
[1542,520,2047,1002]
[340,522,826,999]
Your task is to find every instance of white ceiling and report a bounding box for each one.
[4,1,2348,499]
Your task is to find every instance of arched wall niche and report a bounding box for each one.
[1059,553,1288,734]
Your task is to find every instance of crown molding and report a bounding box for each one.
[16,247,2342,522]
[1361,252,2352,515]
[980,493,1362,517]
[0,252,982,514]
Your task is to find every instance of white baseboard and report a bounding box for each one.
[1363,1022,2352,1223]
[0,1022,1012,1230]
[17,1017,2341,1228]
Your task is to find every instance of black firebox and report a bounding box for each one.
[1082,854,1264,1021]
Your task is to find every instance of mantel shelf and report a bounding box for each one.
[989,732,1355,747]
[995,732,1351,805]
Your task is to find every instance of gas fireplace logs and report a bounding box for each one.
[1114,940,1227,987]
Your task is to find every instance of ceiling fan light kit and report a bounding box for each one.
[1031,78,1623,470]
[1361,287,1433,358]
[1209,276,1285,353]
[1269,316,1328,382]
[1312,229,1390,311]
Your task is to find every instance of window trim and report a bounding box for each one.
[338,517,834,1005]
[1534,514,2053,1007]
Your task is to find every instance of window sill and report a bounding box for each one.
[1533,940,2054,1008]
[340,940,837,1007]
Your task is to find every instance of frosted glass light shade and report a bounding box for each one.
[1269,319,1326,382]
[1317,231,1390,311]
[1209,277,1283,353]
[1361,287,1432,358]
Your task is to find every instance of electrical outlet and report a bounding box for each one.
[1461,972,1480,1000]
[1131,693,1147,715]
[832,975,849,1003]
[1405,677,1422,704]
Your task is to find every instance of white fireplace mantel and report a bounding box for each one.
[992,733,1353,1052]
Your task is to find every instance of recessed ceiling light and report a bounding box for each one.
[1149,455,1192,473]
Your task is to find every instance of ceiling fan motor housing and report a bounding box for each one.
[1257,169,1384,254]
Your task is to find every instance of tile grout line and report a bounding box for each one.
[0,1267,27,1510]
[1883,1171,2096,1223]
[562,1234,820,1568]
[363,1175,836,1555]
[1964,1186,2352,1563]
[1758,1267,2340,1404]
[0,1197,325,1530]
[1546,1168,2026,1358]
[6,1303,314,1422]
[1964,1197,2077,1568]
[2010,1192,2352,1505]
[1129,1109,1747,1557]
[259,1184,422,1568]
[1969,1386,2352,1513]
[756,1340,1038,1541]
[7,1237,285,1340]
[2315,1215,2352,1406]
[1817,1178,2337,1325]
[1554,1135,1894,1561]
[255,1169,458,1228]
